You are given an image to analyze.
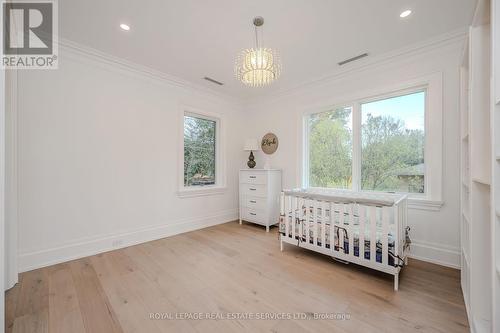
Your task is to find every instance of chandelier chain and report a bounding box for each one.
[254,24,264,50]
[255,25,259,49]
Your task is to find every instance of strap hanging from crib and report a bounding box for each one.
[278,214,285,240]
[404,226,411,251]
[336,226,348,252]
[375,243,405,268]
[296,217,304,246]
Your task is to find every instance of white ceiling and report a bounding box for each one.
[59,0,476,100]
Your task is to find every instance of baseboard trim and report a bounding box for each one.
[19,212,460,272]
[18,209,238,273]
[407,240,460,269]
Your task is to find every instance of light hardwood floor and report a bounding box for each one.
[6,221,469,333]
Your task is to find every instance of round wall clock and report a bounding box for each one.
[261,133,279,155]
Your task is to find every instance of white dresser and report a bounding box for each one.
[239,169,282,232]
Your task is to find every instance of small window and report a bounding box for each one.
[361,91,425,194]
[308,107,353,189]
[183,114,217,187]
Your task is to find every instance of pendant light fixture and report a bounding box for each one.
[235,16,282,87]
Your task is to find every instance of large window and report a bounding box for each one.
[305,89,426,195]
[183,113,217,187]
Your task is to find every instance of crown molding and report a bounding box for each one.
[55,38,242,108]
[243,27,468,106]
[55,27,468,108]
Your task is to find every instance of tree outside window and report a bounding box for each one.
[361,91,425,193]
[308,107,352,189]
[184,115,216,187]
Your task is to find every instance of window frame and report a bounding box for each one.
[300,73,443,209]
[178,107,226,198]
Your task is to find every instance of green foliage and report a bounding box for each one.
[309,108,352,188]
[309,110,424,193]
[361,114,424,192]
[184,116,216,186]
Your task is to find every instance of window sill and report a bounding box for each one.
[407,198,443,211]
[177,186,227,198]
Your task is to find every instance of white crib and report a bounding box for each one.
[279,188,409,290]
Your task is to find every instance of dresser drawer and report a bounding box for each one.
[241,196,267,210]
[240,183,267,197]
[240,171,268,184]
[238,169,282,231]
[241,207,268,224]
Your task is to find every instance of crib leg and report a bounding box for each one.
[394,273,399,291]
[280,238,283,252]
[239,218,242,225]
[266,225,269,232]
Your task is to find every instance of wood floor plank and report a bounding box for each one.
[13,268,49,318]
[5,281,20,333]
[12,311,48,333]
[68,258,124,333]
[136,240,259,332]
[12,268,49,333]
[47,264,86,333]
[6,222,469,333]
[89,252,169,333]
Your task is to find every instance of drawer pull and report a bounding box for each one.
[249,176,257,179]
[250,212,257,216]
[250,200,256,203]
[249,188,256,191]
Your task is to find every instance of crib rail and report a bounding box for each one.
[279,189,408,290]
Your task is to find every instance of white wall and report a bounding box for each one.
[243,34,465,268]
[5,69,18,290]
[16,45,246,272]
[1,66,6,332]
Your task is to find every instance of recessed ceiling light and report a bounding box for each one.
[120,23,130,31]
[400,10,412,18]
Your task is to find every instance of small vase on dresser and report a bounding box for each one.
[239,169,282,232]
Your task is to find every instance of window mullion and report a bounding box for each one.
[303,115,310,188]
[352,102,362,191]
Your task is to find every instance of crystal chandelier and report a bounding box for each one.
[235,17,281,87]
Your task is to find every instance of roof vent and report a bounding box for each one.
[203,77,224,86]
[338,53,369,66]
